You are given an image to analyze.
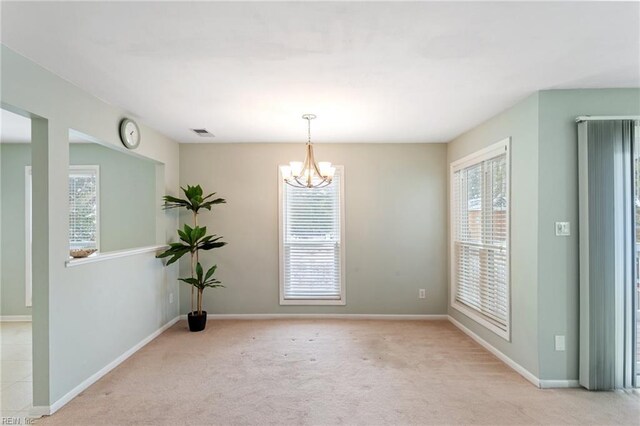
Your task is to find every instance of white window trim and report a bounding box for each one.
[68,165,101,251]
[278,165,346,306]
[449,138,511,341]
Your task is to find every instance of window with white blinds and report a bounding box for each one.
[279,166,345,305]
[69,166,99,250]
[451,139,510,340]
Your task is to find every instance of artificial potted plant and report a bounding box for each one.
[157,185,227,332]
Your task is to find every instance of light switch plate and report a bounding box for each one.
[555,222,570,236]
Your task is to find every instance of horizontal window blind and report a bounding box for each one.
[69,168,99,249]
[282,169,342,300]
[452,145,509,333]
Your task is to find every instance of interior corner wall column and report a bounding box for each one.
[29,113,71,408]
[30,115,51,407]
[578,119,638,390]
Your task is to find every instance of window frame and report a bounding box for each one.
[68,165,101,251]
[450,138,511,341]
[278,165,346,306]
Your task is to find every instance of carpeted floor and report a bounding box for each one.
[37,320,640,425]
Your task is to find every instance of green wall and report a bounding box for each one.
[70,143,157,252]
[179,143,449,316]
[448,93,541,377]
[0,143,32,316]
[536,89,640,381]
[0,142,157,316]
[2,45,181,407]
[448,88,640,383]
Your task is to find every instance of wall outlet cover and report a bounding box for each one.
[555,222,570,237]
[555,335,566,351]
[419,289,426,299]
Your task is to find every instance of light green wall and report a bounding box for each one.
[179,143,449,315]
[0,143,158,316]
[1,45,180,407]
[536,88,640,380]
[448,88,640,382]
[70,143,157,252]
[0,143,32,316]
[448,93,540,377]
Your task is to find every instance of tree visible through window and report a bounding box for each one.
[451,140,510,339]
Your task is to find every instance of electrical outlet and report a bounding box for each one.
[419,289,426,299]
[555,222,570,237]
[169,293,174,304]
[555,335,565,351]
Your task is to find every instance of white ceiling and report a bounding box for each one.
[1,109,31,143]
[1,1,639,143]
[1,108,93,144]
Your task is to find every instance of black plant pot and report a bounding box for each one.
[187,311,207,332]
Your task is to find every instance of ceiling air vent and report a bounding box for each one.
[191,128,215,137]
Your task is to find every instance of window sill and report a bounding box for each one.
[65,244,169,268]
[450,301,510,341]
[280,299,346,306]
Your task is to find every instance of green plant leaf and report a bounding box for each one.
[196,262,203,280]
[163,186,226,214]
[205,264,217,281]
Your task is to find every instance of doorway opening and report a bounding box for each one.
[0,107,34,417]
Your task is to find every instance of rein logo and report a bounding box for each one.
[1,417,35,425]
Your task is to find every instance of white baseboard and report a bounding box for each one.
[31,316,180,417]
[179,313,449,321]
[539,379,580,389]
[0,315,32,322]
[447,315,540,387]
[448,315,580,389]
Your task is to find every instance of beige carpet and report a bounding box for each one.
[38,320,640,425]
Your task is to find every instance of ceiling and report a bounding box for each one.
[1,109,31,143]
[1,108,91,144]
[1,1,638,144]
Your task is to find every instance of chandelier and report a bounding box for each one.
[280,114,335,188]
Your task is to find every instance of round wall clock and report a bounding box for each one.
[119,118,141,149]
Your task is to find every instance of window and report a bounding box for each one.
[279,166,345,305]
[451,139,510,339]
[25,165,100,305]
[68,166,99,250]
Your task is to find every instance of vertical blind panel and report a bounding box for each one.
[453,152,508,329]
[69,171,98,249]
[283,170,342,299]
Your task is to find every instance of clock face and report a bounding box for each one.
[119,119,140,149]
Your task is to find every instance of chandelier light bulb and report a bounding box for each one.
[318,161,332,177]
[290,161,304,177]
[280,165,292,179]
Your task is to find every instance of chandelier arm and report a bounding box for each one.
[285,178,306,188]
[293,176,308,187]
[308,144,324,178]
[304,143,314,187]
[316,178,332,188]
